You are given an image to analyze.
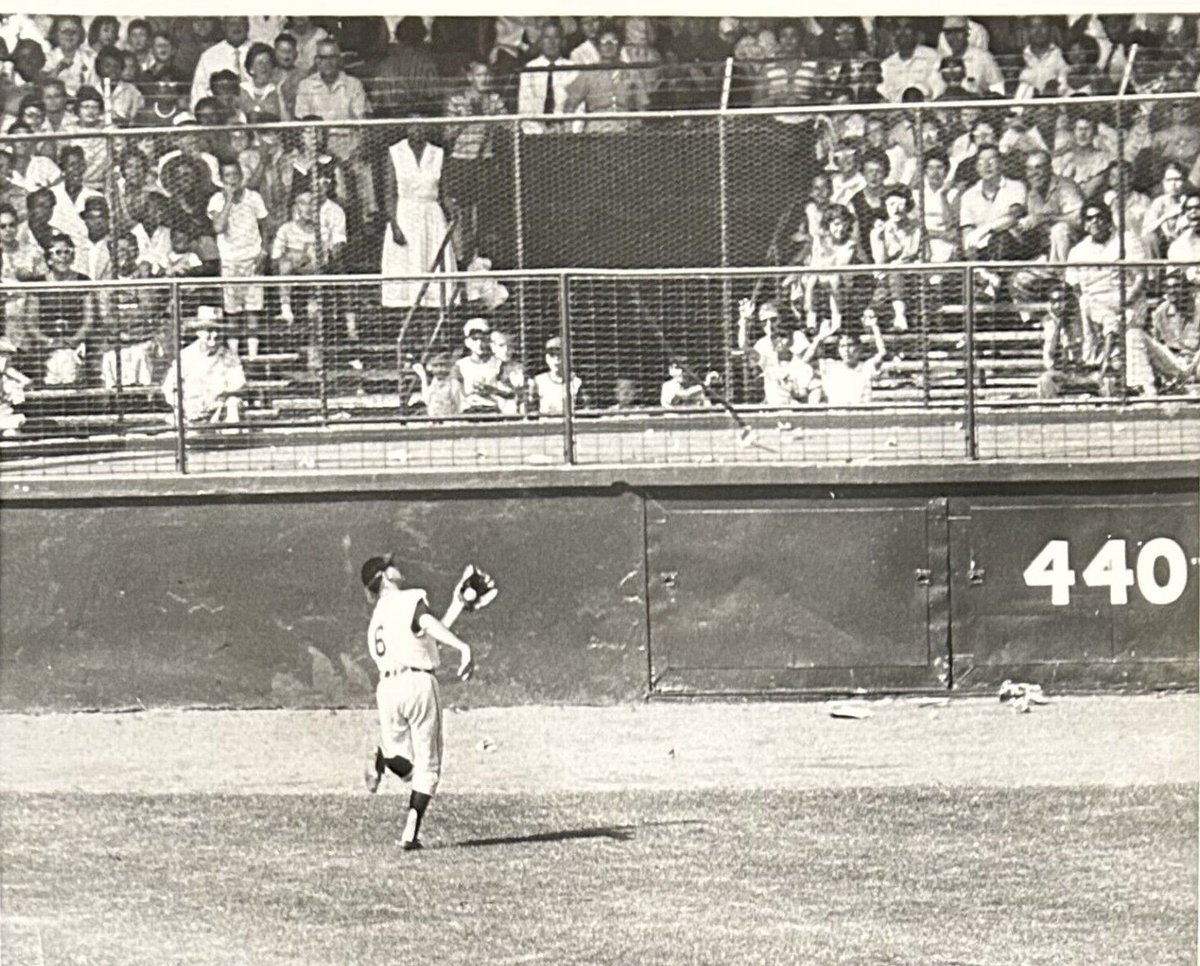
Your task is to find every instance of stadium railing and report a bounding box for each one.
[1,260,1197,477]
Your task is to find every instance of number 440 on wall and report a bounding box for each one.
[1023,538,1191,606]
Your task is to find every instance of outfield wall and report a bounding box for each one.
[1,462,1196,712]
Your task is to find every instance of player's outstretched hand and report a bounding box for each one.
[456,564,498,612]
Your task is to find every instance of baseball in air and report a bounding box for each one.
[462,586,478,602]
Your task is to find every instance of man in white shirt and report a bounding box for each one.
[1167,194,1200,286]
[958,145,1029,262]
[294,39,376,222]
[1066,200,1147,370]
[190,17,251,110]
[162,306,246,424]
[246,16,285,46]
[1017,16,1069,96]
[937,17,989,57]
[518,20,578,133]
[879,18,943,102]
[940,16,1005,96]
[569,17,601,65]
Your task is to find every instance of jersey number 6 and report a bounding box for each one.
[373,627,386,657]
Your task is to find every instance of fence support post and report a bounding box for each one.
[963,266,978,460]
[513,120,529,366]
[1114,96,1128,402]
[171,281,188,474]
[718,58,734,397]
[913,106,931,404]
[311,142,329,423]
[558,272,576,465]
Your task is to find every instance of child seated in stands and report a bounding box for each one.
[411,351,464,418]
[869,185,922,332]
[132,193,173,275]
[489,329,526,415]
[760,331,822,407]
[795,204,861,330]
[462,234,510,313]
[270,192,321,326]
[608,377,639,411]
[161,223,206,278]
[0,335,31,435]
[789,174,833,269]
[101,234,158,391]
[660,356,717,408]
[1037,284,1093,399]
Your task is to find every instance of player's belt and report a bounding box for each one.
[382,667,433,677]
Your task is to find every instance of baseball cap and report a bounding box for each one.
[81,197,109,216]
[545,336,562,351]
[943,16,969,30]
[360,553,394,588]
[463,317,490,337]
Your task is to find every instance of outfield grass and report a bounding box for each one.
[2,785,1194,966]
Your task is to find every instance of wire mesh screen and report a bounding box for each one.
[517,114,722,268]
[2,87,1200,478]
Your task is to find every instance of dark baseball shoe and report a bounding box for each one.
[364,747,384,794]
[401,839,423,852]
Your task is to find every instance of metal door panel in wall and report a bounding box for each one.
[645,493,949,695]
[947,493,1199,690]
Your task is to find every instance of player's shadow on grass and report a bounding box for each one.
[453,820,702,849]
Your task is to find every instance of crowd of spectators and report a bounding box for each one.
[0,13,1197,413]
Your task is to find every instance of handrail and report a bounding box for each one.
[2,88,1196,143]
[4,258,1194,293]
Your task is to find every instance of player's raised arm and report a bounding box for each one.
[417,612,474,680]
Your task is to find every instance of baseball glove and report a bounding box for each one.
[456,564,498,611]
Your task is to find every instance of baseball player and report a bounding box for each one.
[360,554,496,851]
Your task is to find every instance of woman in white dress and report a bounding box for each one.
[381,124,457,310]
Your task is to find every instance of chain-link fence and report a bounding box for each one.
[4,91,1198,278]
[2,260,1197,477]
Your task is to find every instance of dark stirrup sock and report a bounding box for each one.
[403,791,433,844]
[383,754,413,780]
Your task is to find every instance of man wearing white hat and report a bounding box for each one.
[161,306,246,425]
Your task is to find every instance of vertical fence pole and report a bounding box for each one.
[105,130,127,430]
[310,133,329,423]
[963,266,977,460]
[1114,96,1128,402]
[913,105,931,405]
[558,272,576,465]
[512,120,529,364]
[171,281,188,474]
[718,58,734,396]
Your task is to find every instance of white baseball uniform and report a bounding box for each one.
[368,586,444,796]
